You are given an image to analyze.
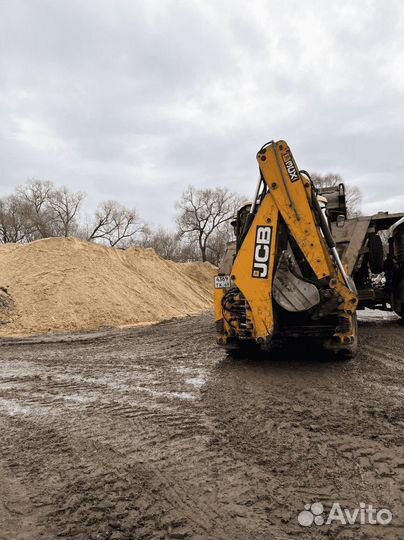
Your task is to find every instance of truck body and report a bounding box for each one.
[314,181,404,317]
[331,212,404,317]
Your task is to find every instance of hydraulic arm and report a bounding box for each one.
[214,140,358,356]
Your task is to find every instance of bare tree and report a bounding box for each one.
[345,186,362,218]
[137,226,200,262]
[88,200,143,247]
[48,186,85,237]
[16,180,85,238]
[0,196,34,243]
[177,240,200,262]
[138,226,181,260]
[176,186,239,262]
[17,180,55,237]
[205,223,234,266]
[0,181,146,248]
[310,172,362,218]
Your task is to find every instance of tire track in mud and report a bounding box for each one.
[203,321,404,539]
[0,313,403,540]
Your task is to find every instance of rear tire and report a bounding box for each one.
[368,234,384,274]
[395,308,404,325]
[225,340,260,358]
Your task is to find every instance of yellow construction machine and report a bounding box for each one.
[214,140,358,357]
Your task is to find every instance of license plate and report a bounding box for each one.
[214,275,231,289]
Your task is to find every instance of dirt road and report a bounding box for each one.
[0,313,402,540]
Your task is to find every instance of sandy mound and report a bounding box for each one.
[0,238,215,337]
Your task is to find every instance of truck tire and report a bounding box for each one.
[368,234,384,274]
[394,301,404,324]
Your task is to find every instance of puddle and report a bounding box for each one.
[185,376,205,388]
[0,397,50,417]
[176,366,207,390]
[63,394,95,403]
[134,386,196,401]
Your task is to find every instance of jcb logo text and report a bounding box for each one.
[252,226,272,278]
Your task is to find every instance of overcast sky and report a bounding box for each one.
[1,0,403,227]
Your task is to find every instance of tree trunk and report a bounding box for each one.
[199,236,206,262]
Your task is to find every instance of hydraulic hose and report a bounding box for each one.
[301,171,354,292]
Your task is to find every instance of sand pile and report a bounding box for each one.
[0,237,215,337]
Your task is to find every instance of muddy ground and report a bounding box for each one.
[0,313,402,540]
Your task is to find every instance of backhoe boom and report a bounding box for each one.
[214,140,358,357]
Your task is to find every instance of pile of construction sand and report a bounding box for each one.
[0,237,216,337]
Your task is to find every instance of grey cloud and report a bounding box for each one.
[0,0,403,226]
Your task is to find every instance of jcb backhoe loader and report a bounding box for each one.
[214,140,358,357]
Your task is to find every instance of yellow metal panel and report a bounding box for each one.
[230,196,279,342]
[257,141,334,280]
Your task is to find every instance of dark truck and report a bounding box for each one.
[319,183,404,319]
